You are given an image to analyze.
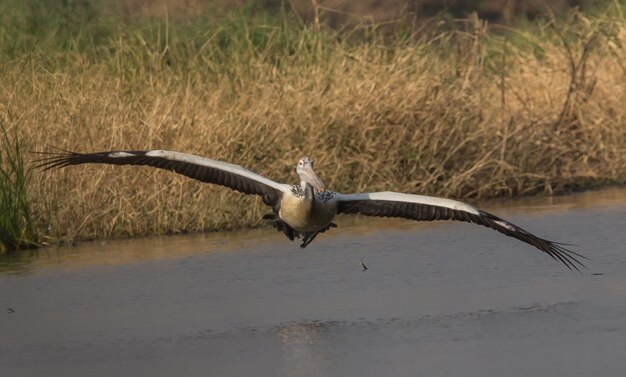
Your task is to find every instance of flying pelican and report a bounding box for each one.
[37,149,585,270]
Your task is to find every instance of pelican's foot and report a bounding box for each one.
[300,233,318,248]
[299,223,337,248]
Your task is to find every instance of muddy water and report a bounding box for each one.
[1,188,626,377]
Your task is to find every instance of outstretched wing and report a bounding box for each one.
[36,149,291,208]
[334,191,586,270]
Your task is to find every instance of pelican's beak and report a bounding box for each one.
[300,165,326,192]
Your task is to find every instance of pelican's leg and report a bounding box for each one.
[319,223,337,233]
[263,213,296,242]
[300,232,319,248]
[282,225,296,242]
[299,223,337,248]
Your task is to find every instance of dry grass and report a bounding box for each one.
[0,122,36,251]
[1,7,625,243]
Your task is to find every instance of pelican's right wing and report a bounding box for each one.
[36,149,292,208]
[334,191,586,270]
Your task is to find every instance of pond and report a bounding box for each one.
[1,188,626,376]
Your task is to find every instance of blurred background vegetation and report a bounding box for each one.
[0,0,619,56]
[1,0,625,251]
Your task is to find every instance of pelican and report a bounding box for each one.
[37,149,585,270]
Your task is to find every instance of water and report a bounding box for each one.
[2,188,626,376]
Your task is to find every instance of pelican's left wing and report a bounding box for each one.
[334,191,586,270]
[36,149,291,208]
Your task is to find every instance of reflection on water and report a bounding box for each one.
[278,321,334,377]
[0,249,39,275]
[479,186,626,212]
[0,228,278,275]
[1,187,626,377]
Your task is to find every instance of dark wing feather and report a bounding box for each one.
[34,149,289,208]
[335,192,586,271]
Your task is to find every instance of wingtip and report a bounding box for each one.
[548,242,587,272]
[30,150,76,171]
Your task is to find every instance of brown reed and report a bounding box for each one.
[1,7,625,243]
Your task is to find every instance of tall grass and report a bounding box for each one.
[0,123,37,252]
[1,3,625,243]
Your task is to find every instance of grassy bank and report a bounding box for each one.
[0,123,37,251]
[1,2,625,244]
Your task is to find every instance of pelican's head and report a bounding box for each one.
[296,157,325,192]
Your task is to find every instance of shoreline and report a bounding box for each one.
[6,185,623,251]
[2,5,625,248]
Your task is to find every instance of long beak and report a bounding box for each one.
[300,165,326,192]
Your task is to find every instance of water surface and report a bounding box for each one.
[1,188,626,376]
